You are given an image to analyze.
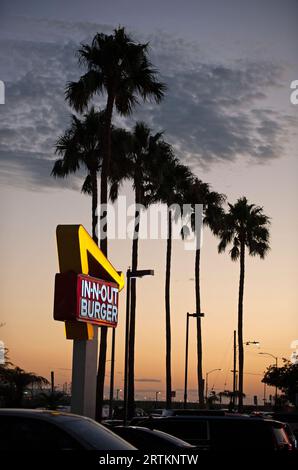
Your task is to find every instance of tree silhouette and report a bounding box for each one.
[218,197,270,410]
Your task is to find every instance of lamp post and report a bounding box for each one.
[184,312,205,408]
[232,332,260,407]
[123,269,154,425]
[155,391,161,406]
[258,352,278,404]
[205,369,221,404]
[116,388,122,401]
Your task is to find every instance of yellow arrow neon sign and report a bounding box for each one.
[56,225,124,290]
[56,225,124,340]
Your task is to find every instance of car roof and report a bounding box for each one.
[0,408,87,421]
[116,425,159,432]
[114,425,194,447]
[141,415,284,425]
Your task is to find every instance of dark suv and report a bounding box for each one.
[135,416,293,453]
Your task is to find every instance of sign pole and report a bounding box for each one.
[71,329,98,418]
[108,328,116,419]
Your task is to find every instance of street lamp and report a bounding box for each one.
[205,369,222,403]
[258,352,278,404]
[155,391,161,405]
[231,331,260,408]
[123,268,154,425]
[116,388,122,400]
[184,312,205,408]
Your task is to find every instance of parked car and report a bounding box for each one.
[161,409,226,417]
[112,425,196,451]
[149,408,165,417]
[135,415,294,453]
[130,409,226,426]
[0,409,136,450]
[273,413,298,435]
[250,412,297,450]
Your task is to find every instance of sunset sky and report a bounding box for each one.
[0,0,297,404]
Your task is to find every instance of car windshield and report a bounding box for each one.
[62,417,136,450]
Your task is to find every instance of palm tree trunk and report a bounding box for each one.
[195,247,205,406]
[96,92,114,422]
[165,208,172,408]
[91,170,98,244]
[238,241,245,411]
[99,91,114,256]
[127,188,141,419]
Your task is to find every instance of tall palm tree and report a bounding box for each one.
[188,179,226,405]
[217,197,270,410]
[153,157,194,408]
[110,122,172,417]
[65,28,166,420]
[65,27,166,253]
[52,108,104,242]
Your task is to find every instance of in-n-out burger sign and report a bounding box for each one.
[53,225,124,339]
[79,275,118,325]
[54,273,119,327]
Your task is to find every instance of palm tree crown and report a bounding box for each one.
[52,107,103,183]
[218,196,270,260]
[110,121,170,205]
[52,108,105,242]
[65,27,166,114]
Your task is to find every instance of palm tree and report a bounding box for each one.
[52,108,104,242]
[206,390,220,408]
[218,390,246,408]
[217,197,270,410]
[188,179,226,406]
[153,157,194,408]
[110,122,172,417]
[65,26,166,253]
[39,391,66,410]
[66,28,166,420]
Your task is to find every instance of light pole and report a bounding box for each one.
[155,391,161,406]
[205,369,221,404]
[258,352,278,405]
[116,388,122,401]
[184,312,205,408]
[232,332,260,408]
[232,330,237,408]
[50,371,55,394]
[123,269,154,425]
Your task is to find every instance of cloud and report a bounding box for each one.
[0,16,294,190]
[131,61,288,167]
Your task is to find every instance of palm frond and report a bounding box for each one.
[65,70,102,112]
[81,174,93,194]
